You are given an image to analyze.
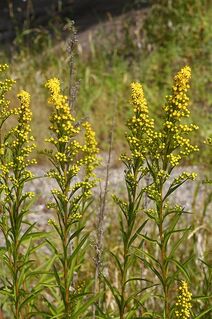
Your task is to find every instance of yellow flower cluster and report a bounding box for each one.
[46,201,57,209]
[69,212,82,221]
[175,281,192,319]
[16,91,32,135]
[70,180,96,199]
[0,64,15,122]
[45,78,83,186]
[0,64,9,72]
[11,90,36,167]
[164,66,191,119]
[0,81,36,183]
[168,154,182,167]
[131,82,148,114]
[0,65,36,218]
[51,189,69,202]
[144,184,161,201]
[173,172,197,184]
[55,151,68,163]
[204,136,212,145]
[45,77,99,202]
[127,82,154,160]
[125,67,199,170]
[48,218,57,226]
[82,121,99,179]
[45,78,80,140]
[162,66,199,166]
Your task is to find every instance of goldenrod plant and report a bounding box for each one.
[132,66,199,318]
[43,78,99,318]
[102,66,211,318]
[0,64,39,318]
[131,67,211,318]
[101,82,155,318]
[138,66,199,317]
[0,62,211,318]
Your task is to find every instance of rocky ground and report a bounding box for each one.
[26,153,211,231]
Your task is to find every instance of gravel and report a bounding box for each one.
[25,157,211,231]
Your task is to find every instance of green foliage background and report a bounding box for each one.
[0,0,211,166]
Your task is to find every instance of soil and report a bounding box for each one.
[0,0,149,43]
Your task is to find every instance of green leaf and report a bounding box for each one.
[71,294,99,318]
[129,219,148,246]
[19,224,47,247]
[67,226,84,246]
[51,222,64,241]
[125,309,137,319]
[110,251,123,275]
[0,246,6,256]
[199,259,212,269]
[169,228,190,258]
[19,288,43,311]
[136,255,163,285]
[163,212,181,247]
[138,233,159,246]
[136,249,161,266]
[53,265,65,304]
[103,275,121,308]
[41,296,58,316]
[67,233,88,268]
[163,179,187,201]
[46,238,59,255]
[124,277,151,286]
[192,295,212,301]
[49,312,64,319]
[169,258,190,281]
[193,307,212,319]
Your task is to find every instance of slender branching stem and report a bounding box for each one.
[158,187,169,318]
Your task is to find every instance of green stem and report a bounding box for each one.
[119,165,138,319]
[158,187,169,318]
[120,243,128,319]
[12,187,22,319]
[60,203,69,318]
[62,169,70,317]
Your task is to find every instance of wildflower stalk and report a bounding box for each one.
[108,66,199,318]
[112,157,146,319]
[105,82,153,318]
[44,78,99,318]
[137,66,199,317]
[119,159,144,319]
[0,65,37,318]
[93,122,113,319]
[64,19,79,110]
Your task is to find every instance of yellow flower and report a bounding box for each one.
[131,82,148,114]
[127,82,154,161]
[162,66,199,166]
[45,77,99,197]
[164,66,191,120]
[0,64,9,73]
[45,78,80,143]
[0,88,36,176]
[12,90,35,156]
[82,121,99,179]
[0,64,15,122]
[175,281,192,319]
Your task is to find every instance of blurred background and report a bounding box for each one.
[0,0,211,166]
